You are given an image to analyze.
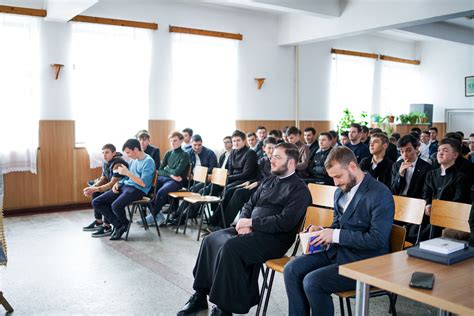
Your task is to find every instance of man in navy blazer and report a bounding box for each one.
[284,146,394,316]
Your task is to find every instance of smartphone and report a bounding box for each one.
[409,272,434,290]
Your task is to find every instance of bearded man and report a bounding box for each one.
[177,143,312,316]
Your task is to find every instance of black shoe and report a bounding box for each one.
[109,225,127,241]
[210,306,232,316]
[177,293,208,315]
[83,220,102,231]
[91,226,112,238]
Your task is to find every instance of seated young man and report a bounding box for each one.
[283,146,394,315]
[286,126,310,178]
[305,132,334,185]
[136,130,160,170]
[177,143,311,316]
[92,139,155,240]
[359,132,394,188]
[139,131,190,226]
[303,127,319,162]
[82,143,128,237]
[345,123,370,163]
[182,128,193,152]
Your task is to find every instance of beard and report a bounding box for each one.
[341,172,357,193]
[271,163,289,176]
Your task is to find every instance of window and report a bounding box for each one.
[170,33,238,151]
[0,14,40,174]
[70,22,152,167]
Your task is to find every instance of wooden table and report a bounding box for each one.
[339,251,474,316]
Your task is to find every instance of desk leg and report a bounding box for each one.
[355,281,369,316]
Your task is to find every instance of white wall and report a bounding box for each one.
[36,2,294,120]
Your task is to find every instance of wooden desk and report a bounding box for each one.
[339,251,474,316]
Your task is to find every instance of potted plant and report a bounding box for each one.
[407,112,418,124]
[337,108,369,134]
[398,114,410,124]
[372,113,382,123]
[385,113,395,123]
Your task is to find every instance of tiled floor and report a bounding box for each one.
[2,209,436,315]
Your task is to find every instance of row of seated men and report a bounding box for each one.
[80,126,474,315]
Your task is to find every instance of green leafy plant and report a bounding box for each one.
[398,114,410,124]
[338,108,369,134]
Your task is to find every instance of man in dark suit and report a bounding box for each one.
[284,146,394,315]
[391,134,432,199]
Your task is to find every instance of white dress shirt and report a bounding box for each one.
[332,177,363,243]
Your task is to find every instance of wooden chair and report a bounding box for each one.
[183,167,228,241]
[165,163,193,223]
[169,166,208,234]
[393,195,426,248]
[429,199,471,238]
[308,183,337,208]
[125,171,161,241]
[336,224,406,316]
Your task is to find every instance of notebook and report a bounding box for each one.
[299,231,326,254]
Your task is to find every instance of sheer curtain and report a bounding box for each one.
[380,61,420,116]
[0,14,40,174]
[329,54,375,124]
[170,33,238,151]
[70,23,152,167]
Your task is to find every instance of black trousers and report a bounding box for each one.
[209,180,247,227]
[192,228,291,314]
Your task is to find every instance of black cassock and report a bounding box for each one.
[192,173,312,314]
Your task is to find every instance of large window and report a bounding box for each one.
[70,22,152,167]
[170,33,238,151]
[0,14,40,174]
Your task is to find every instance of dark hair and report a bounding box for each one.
[286,126,300,136]
[223,136,231,142]
[470,133,474,138]
[340,131,349,137]
[327,130,338,140]
[256,126,266,132]
[102,143,116,152]
[371,133,389,144]
[391,132,401,141]
[269,129,282,138]
[136,130,150,140]
[370,128,383,134]
[397,134,419,149]
[324,146,358,169]
[122,139,141,152]
[440,138,461,154]
[421,130,430,136]
[389,136,397,143]
[182,128,193,136]
[191,134,203,142]
[444,132,463,143]
[263,136,278,146]
[232,129,246,140]
[275,142,299,163]
[456,131,464,138]
[246,132,256,138]
[169,131,184,140]
[304,127,316,135]
[410,131,420,140]
[429,127,438,133]
[361,125,369,133]
[349,123,362,132]
[410,127,422,135]
[319,132,333,140]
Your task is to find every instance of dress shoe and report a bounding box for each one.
[177,293,208,315]
[109,225,127,240]
[210,305,232,316]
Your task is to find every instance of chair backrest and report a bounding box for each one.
[303,206,334,229]
[393,195,425,225]
[193,166,208,184]
[308,183,337,208]
[390,224,406,253]
[430,200,471,233]
[210,167,228,187]
[185,163,193,189]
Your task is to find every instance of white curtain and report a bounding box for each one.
[380,60,420,116]
[70,22,152,167]
[170,33,238,151]
[329,53,376,124]
[0,14,40,174]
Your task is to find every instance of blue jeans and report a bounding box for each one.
[283,251,355,316]
[92,185,144,228]
[151,176,183,215]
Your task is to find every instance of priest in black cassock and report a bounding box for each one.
[177,142,312,316]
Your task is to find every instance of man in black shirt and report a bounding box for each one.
[304,127,319,162]
[137,130,160,170]
[359,133,393,188]
[305,132,334,185]
[345,123,370,163]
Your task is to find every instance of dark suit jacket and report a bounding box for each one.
[391,158,433,199]
[327,174,394,265]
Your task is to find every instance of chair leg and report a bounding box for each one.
[256,267,269,316]
[0,292,14,312]
[339,297,345,316]
[388,293,397,315]
[125,205,134,241]
[138,204,149,230]
[197,204,206,241]
[175,203,186,234]
[346,297,352,316]
[262,270,276,316]
[149,202,161,238]
[182,203,194,235]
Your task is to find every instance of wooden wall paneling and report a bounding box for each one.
[38,121,75,206]
[431,122,446,138]
[235,120,296,134]
[73,148,101,204]
[148,120,176,153]
[3,168,40,210]
[299,121,333,134]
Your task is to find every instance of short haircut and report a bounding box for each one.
[246,132,256,138]
[361,125,369,133]
[391,132,401,141]
[421,130,430,136]
[440,138,461,154]
[275,142,299,163]
[389,136,397,143]
[102,143,116,152]
[410,127,422,135]
[169,131,184,140]
[223,136,231,142]
[328,130,339,140]
[122,139,141,152]
[269,129,282,138]
[340,131,349,137]
[182,128,193,136]
[444,132,463,143]
[232,129,246,140]
[304,127,316,135]
[319,132,333,140]
[350,123,362,132]
[370,128,383,134]
[429,127,438,133]
[410,131,420,140]
[256,125,266,131]
[371,133,389,144]
[136,130,150,140]
[456,131,464,138]
[286,126,300,136]
[470,133,474,138]
[191,134,203,142]
[397,134,419,149]
[263,136,278,146]
[324,146,358,169]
